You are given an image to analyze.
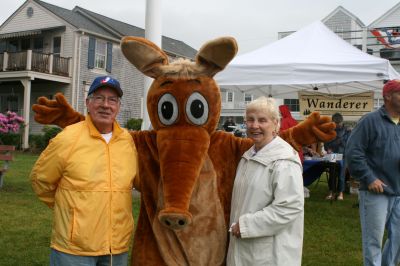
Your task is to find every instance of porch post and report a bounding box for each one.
[68,57,72,77]
[362,27,367,53]
[26,50,32,70]
[3,52,8,71]
[49,54,53,74]
[20,79,31,150]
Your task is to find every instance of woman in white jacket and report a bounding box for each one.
[227,97,304,266]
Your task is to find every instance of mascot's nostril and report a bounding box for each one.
[165,220,171,226]
[178,220,185,226]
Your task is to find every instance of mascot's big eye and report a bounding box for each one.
[185,92,209,125]
[158,93,178,126]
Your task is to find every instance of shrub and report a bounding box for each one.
[42,126,62,145]
[0,133,22,148]
[28,126,62,153]
[29,134,46,153]
[125,118,143,130]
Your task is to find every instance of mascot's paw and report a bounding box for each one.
[292,112,336,145]
[32,93,85,128]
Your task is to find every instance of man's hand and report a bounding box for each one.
[368,179,386,194]
[32,93,85,128]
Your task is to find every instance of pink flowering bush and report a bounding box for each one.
[0,111,25,134]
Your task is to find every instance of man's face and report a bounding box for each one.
[386,91,400,115]
[86,87,121,133]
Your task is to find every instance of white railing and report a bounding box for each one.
[221,101,251,109]
[0,50,71,77]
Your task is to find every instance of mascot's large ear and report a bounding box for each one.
[121,36,169,78]
[196,37,238,77]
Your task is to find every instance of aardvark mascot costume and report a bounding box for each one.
[32,36,335,265]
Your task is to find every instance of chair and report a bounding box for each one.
[0,145,15,188]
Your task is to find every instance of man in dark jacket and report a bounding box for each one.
[346,80,400,266]
[223,117,236,132]
[324,113,351,200]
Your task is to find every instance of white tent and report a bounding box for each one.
[216,21,400,99]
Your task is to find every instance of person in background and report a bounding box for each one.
[346,80,400,266]
[31,76,138,266]
[324,112,350,200]
[303,142,325,159]
[227,97,304,266]
[223,117,236,132]
[279,104,304,162]
[279,104,298,131]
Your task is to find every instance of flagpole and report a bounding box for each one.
[142,0,162,130]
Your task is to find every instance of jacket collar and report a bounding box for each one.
[380,105,399,125]
[243,136,301,166]
[85,115,123,140]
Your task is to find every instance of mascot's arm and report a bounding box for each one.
[279,112,336,151]
[32,93,85,128]
[130,130,158,192]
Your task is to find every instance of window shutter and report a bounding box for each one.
[88,37,95,69]
[106,42,113,72]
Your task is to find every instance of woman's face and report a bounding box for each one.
[245,109,278,151]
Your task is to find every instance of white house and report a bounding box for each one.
[0,0,196,148]
[219,4,400,126]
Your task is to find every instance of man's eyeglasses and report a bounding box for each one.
[89,95,120,106]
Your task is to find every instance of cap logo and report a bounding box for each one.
[101,77,111,84]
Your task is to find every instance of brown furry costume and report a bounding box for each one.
[33,37,335,265]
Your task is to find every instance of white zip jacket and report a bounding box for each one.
[227,136,304,266]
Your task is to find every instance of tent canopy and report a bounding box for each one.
[216,21,400,98]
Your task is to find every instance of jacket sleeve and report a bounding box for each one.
[239,160,304,238]
[345,117,376,185]
[30,133,67,208]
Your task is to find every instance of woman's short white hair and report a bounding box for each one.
[245,96,281,130]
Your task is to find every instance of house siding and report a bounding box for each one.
[324,10,363,45]
[1,2,64,34]
[0,0,195,145]
[30,83,68,133]
[76,35,144,127]
[370,8,400,27]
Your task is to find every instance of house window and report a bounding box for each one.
[88,37,112,72]
[21,39,31,51]
[283,99,299,112]
[0,41,6,53]
[335,26,345,39]
[244,93,253,103]
[227,91,234,102]
[95,40,106,69]
[53,36,61,57]
[33,37,43,52]
[8,40,18,52]
[0,94,19,113]
[374,98,384,109]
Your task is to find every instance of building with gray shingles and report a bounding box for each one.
[220,4,400,127]
[0,0,197,148]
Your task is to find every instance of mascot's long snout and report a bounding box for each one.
[156,127,210,230]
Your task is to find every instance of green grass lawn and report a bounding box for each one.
[0,152,363,265]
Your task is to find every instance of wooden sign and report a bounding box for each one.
[299,91,374,117]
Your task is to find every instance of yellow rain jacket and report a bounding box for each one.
[31,116,138,256]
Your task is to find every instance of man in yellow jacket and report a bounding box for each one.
[31,76,138,266]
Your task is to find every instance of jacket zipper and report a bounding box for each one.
[107,141,113,257]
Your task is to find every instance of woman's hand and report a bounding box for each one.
[230,222,241,238]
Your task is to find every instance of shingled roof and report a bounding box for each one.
[34,0,197,58]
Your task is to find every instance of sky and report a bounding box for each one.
[0,0,399,54]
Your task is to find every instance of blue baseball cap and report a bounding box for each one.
[88,76,123,97]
